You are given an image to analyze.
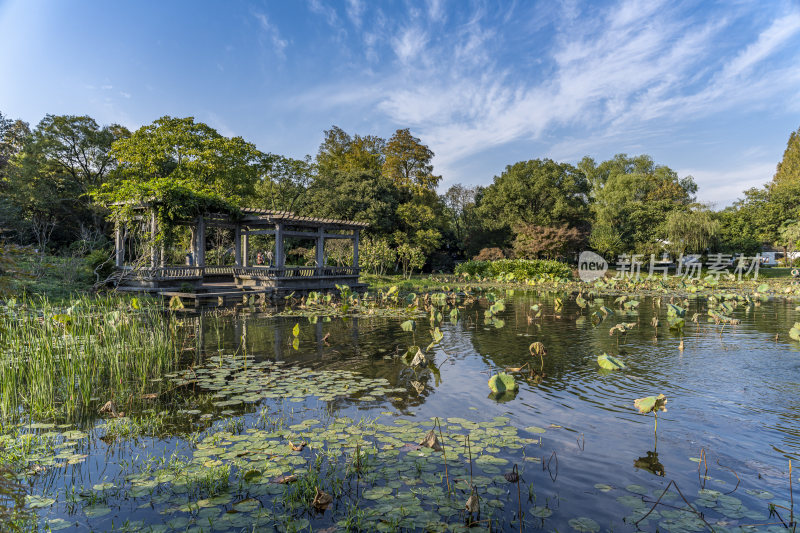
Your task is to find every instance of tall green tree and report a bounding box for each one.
[773,125,800,186]
[315,125,385,175]
[4,114,127,249]
[663,206,719,255]
[254,153,315,212]
[479,159,590,230]
[306,170,401,235]
[441,184,477,253]
[382,128,441,191]
[107,116,260,205]
[0,112,30,185]
[588,154,696,255]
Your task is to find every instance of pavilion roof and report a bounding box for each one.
[237,208,369,229]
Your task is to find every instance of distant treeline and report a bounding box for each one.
[1,111,799,273]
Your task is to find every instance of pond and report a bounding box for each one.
[5,289,800,532]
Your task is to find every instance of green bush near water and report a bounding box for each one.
[455,259,573,280]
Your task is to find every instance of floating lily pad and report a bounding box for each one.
[569,517,600,532]
[26,495,55,508]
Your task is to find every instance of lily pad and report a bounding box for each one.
[569,517,600,532]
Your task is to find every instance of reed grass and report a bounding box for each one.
[0,294,185,423]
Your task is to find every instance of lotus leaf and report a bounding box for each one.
[488,373,518,394]
[401,320,416,332]
[597,353,626,370]
[634,394,668,414]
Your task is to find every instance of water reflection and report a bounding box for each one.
[634,450,665,477]
[181,292,800,528]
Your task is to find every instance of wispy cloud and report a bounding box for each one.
[308,0,339,27]
[287,0,800,203]
[345,0,364,28]
[391,26,428,64]
[253,11,288,58]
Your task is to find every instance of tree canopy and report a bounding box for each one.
[106,116,260,205]
[478,159,590,230]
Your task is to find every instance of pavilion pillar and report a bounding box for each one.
[188,227,196,265]
[234,224,242,267]
[115,223,124,268]
[242,230,249,267]
[275,223,285,269]
[316,226,325,275]
[150,210,158,268]
[353,229,360,269]
[196,216,206,268]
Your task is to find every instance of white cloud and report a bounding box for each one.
[289,0,800,201]
[426,0,445,22]
[346,0,364,28]
[391,26,428,64]
[721,12,800,80]
[308,0,339,27]
[253,12,288,58]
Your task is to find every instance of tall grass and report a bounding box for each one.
[0,295,185,423]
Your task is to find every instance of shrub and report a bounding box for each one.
[455,258,572,280]
[397,244,425,279]
[473,247,506,261]
[84,249,115,282]
[359,237,396,275]
[454,260,487,277]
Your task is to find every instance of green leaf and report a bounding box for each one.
[597,353,625,370]
[400,320,416,332]
[425,327,444,351]
[634,394,668,414]
[569,517,600,532]
[243,470,262,483]
[488,373,518,394]
[666,303,685,317]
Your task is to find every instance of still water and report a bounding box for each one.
[21,291,800,531]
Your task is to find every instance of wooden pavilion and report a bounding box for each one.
[114,206,367,303]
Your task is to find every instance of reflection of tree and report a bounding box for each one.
[634,450,665,477]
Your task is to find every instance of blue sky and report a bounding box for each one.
[1,0,799,206]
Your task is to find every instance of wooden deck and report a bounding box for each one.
[115,266,367,306]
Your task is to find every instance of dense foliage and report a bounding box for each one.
[2,108,800,274]
[455,259,573,280]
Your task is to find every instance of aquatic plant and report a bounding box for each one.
[488,373,518,394]
[529,341,547,373]
[634,394,668,434]
[597,353,625,370]
[0,295,184,422]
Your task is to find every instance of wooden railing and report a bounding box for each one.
[133,266,204,280]
[233,266,360,279]
[203,266,235,276]
[124,265,359,281]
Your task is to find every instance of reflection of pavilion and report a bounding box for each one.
[114,206,367,303]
